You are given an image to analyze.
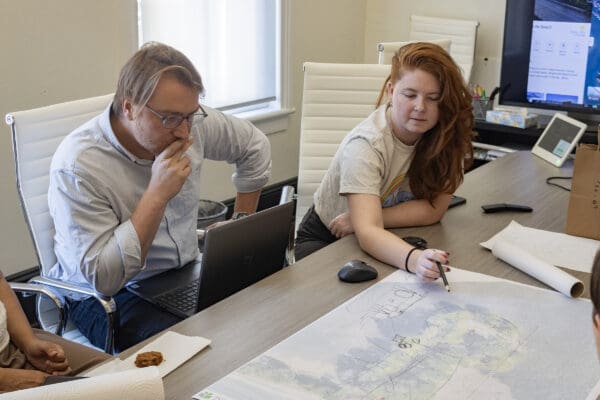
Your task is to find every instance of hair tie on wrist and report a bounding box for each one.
[405,247,418,274]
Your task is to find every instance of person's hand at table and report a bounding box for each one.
[407,248,450,281]
[0,368,48,391]
[23,337,71,376]
[329,212,354,238]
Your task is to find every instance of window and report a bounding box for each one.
[138,0,279,113]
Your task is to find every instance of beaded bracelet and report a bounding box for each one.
[404,247,418,274]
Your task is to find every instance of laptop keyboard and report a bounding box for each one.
[155,278,199,314]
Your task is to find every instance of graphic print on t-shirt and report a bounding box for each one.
[381,173,414,208]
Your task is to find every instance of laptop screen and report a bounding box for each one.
[197,201,294,311]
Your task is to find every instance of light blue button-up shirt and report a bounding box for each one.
[48,104,271,296]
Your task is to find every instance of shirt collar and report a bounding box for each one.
[99,103,153,166]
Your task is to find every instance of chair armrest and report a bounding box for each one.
[29,276,119,354]
[279,185,296,266]
[279,185,296,204]
[29,276,110,301]
[9,281,66,336]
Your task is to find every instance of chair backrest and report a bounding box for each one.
[409,15,479,82]
[5,94,114,275]
[297,63,389,227]
[377,39,452,64]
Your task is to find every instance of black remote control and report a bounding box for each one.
[481,203,533,213]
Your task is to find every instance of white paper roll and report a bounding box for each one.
[0,366,164,400]
[492,240,584,298]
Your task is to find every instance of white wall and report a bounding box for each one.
[363,0,507,91]
[0,0,138,275]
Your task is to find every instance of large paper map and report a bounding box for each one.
[196,269,600,399]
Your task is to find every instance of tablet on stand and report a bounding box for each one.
[531,113,587,167]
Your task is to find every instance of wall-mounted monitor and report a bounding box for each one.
[500,0,600,122]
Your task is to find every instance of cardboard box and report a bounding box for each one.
[485,110,538,128]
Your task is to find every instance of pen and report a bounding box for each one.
[436,261,451,292]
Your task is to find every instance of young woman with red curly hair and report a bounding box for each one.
[295,42,475,281]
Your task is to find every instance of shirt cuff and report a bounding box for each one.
[232,166,271,193]
[114,220,145,273]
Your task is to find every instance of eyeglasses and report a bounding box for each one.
[144,104,208,129]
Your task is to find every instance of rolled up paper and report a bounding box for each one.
[492,240,584,298]
[0,366,164,400]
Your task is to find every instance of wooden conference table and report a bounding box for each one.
[121,151,584,399]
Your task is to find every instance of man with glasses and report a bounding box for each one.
[47,42,271,351]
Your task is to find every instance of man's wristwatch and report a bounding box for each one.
[232,211,250,220]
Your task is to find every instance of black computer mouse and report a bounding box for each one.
[338,260,378,283]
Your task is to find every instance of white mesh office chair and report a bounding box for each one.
[409,15,479,82]
[5,94,118,353]
[377,39,452,64]
[297,63,390,230]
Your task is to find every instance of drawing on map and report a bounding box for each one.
[196,270,599,400]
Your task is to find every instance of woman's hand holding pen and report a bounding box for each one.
[408,248,450,281]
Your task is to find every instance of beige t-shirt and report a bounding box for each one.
[314,104,417,226]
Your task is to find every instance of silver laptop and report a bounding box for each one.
[126,201,294,318]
